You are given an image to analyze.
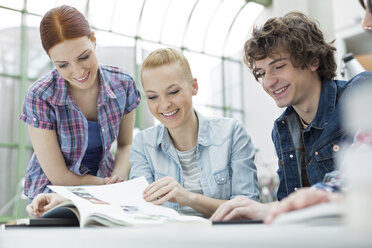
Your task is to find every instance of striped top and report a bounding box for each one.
[176,146,204,217]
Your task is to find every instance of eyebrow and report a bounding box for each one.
[269,58,287,66]
[145,84,178,93]
[256,57,288,71]
[54,49,90,63]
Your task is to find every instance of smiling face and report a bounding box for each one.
[48,36,99,92]
[255,52,321,109]
[142,62,198,131]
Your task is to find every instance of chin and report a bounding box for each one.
[275,101,289,108]
[164,123,180,130]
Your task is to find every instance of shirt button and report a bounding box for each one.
[289,154,293,158]
[33,117,37,121]
[333,145,340,152]
[315,151,319,156]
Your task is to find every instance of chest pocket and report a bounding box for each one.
[313,142,338,173]
[212,167,231,199]
[213,167,230,185]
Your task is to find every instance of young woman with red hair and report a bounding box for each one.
[20,5,141,200]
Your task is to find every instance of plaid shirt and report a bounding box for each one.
[20,65,141,199]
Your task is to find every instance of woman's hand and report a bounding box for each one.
[25,193,68,217]
[103,174,124,184]
[143,176,191,206]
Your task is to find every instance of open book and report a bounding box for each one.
[42,176,210,228]
[271,202,343,226]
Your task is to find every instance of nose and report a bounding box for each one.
[160,97,171,110]
[72,63,85,78]
[362,10,372,30]
[262,71,278,90]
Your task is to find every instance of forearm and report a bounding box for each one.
[36,146,104,186]
[29,126,104,186]
[186,192,227,217]
[112,145,131,179]
[51,169,103,186]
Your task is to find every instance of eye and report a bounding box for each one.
[169,90,179,95]
[275,64,286,70]
[58,64,68,69]
[79,55,90,61]
[147,95,158,100]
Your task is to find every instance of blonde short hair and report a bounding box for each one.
[141,48,193,82]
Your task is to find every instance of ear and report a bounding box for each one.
[310,58,320,72]
[192,78,198,96]
[91,32,97,47]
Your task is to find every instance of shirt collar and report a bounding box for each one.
[49,69,69,106]
[310,78,337,129]
[156,110,211,150]
[97,65,117,106]
[49,65,117,106]
[276,78,337,130]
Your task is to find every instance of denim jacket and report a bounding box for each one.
[273,72,372,200]
[130,111,259,212]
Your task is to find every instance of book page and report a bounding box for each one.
[48,177,208,227]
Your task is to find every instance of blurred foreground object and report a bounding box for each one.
[342,75,372,232]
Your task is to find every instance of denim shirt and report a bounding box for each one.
[273,72,372,200]
[130,111,259,212]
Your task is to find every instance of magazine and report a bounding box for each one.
[42,176,210,227]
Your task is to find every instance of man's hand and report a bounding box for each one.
[211,195,272,221]
[265,187,342,224]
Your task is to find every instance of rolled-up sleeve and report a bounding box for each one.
[19,90,55,130]
[123,77,141,114]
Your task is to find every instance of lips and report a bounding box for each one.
[161,109,179,117]
[74,71,90,83]
[273,85,289,96]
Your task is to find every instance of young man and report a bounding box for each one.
[262,0,372,224]
[211,11,372,222]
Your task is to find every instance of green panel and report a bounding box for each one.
[15,0,29,218]
[0,76,21,144]
[0,147,18,218]
[249,0,272,7]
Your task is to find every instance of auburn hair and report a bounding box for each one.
[40,5,92,53]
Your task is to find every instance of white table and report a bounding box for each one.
[1,224,372,248]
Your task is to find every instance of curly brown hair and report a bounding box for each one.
[244,11,337,81]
